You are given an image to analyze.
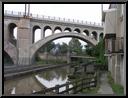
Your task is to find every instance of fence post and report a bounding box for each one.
[81,79,84,91]
[73,81,77,94]
[55,85,59,94]
[41,89,46,94]
[66,82,69,94]
[95,71,98,87]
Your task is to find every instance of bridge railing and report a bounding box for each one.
[4,10,102,27]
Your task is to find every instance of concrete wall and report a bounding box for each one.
[123,4,126,95]
[103,4,126,94]
[104,9,117,35]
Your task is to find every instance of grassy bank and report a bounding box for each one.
[81,85,100,94]
[35,58,67,65]
[107,71,124,95]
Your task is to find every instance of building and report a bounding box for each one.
[102,4,126,94]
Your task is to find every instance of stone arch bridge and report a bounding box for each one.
[4,10,103,65]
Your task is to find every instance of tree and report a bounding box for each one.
[60,42,68,54]
[85,39,107,67]
[39,41,55,53]
[69,38,83,55]
[85,44,94,56]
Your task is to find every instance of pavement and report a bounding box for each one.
[97,72,114,95]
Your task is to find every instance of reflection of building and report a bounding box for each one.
[102,4,126,94]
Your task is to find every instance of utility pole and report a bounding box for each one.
[101,4,103,26]
[28,4,30,17]
[25,4,27,17]
[24,4,30,18]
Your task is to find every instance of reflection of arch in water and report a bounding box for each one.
[4,76,42,94]
[35,66,69,89]
[38,66,69,81]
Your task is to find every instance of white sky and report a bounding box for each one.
[4,4,109,47]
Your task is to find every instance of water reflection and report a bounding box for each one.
[37,66,69,82]
[4,75,43,95]
[4,66,70,95]
[35,75,68,90]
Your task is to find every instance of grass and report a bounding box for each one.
[107,71,124,95]
[35,59,67,65]
[81,85,100,94]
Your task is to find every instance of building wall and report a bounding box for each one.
[103,4,125,94]
[104,9,117,35]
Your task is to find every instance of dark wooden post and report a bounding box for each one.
[95,71,99,87]
[74,66,78,74]
[55,85,59,94]
[81,79,84,91]
[66,82,69,94]
[73,81,77,94]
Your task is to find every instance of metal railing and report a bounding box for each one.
[4,10,102,27]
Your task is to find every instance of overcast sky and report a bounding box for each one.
[4,4,109,47]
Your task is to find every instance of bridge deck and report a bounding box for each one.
[4,10,103,28]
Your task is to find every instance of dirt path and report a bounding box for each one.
[97,72,114,95]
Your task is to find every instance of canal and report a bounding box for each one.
[4,65,72,95]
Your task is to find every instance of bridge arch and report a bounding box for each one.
[64,27,72,32]
[100,32,103,38]
[83,29,89,36]
[44,25,53,37]
[8,23,17,45]
[32,25,41,43]
[74,28,81,33]
[91,31,97,40]
[30,32,98,63]
[54,26,62,34]
[4,41,18,64]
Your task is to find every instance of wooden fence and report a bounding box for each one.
[33,72,97,94]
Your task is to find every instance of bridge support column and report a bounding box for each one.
[41,27,44,39]
[17,18,31,65]
[4,22,10,41]
[89,31,92,38]
[97,33,100,42]
[67,51,71,64]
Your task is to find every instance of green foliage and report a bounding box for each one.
[107,72,124,95]
[39,41,55,52]
[69,38,83,55]
[60,42,68,54]
[85,39,107,66]
[82,86,100,94]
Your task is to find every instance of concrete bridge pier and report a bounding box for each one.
[17,18,31,65]
[67,51,71,64]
